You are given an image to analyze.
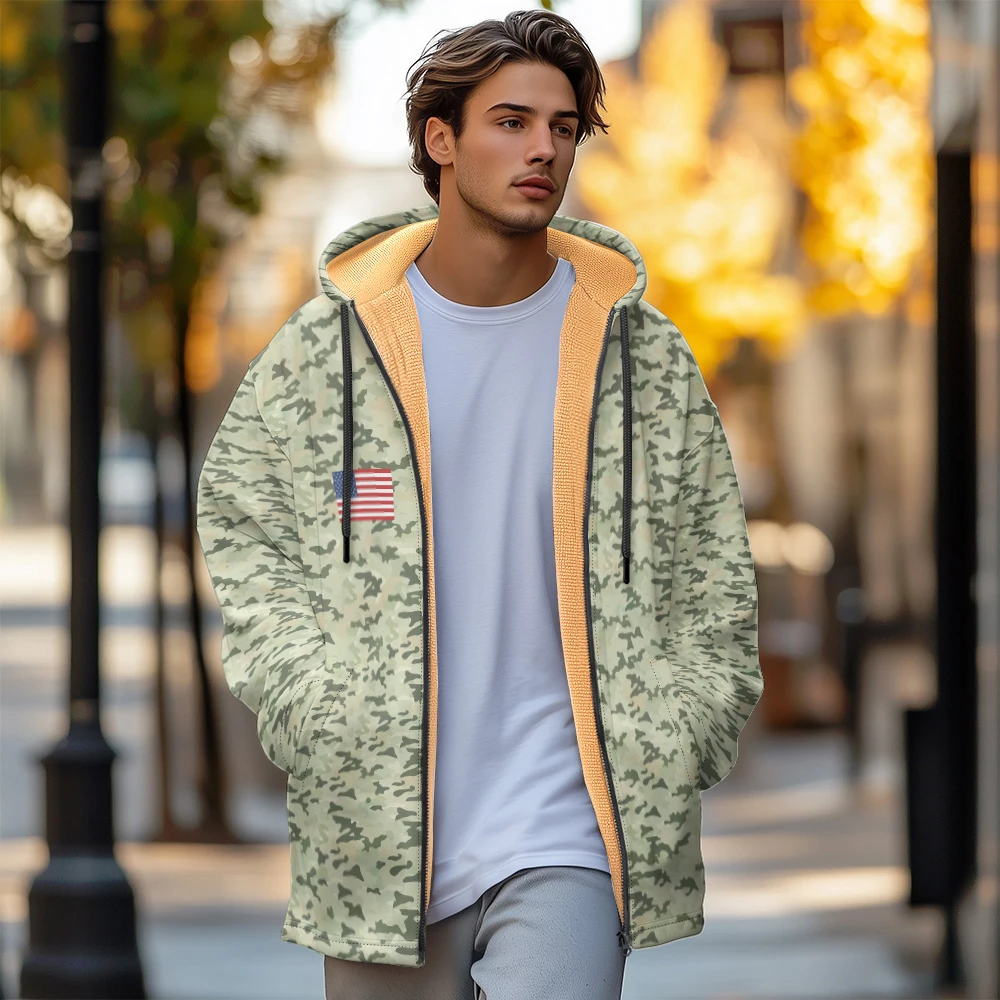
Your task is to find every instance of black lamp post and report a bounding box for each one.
[19,2,146,997]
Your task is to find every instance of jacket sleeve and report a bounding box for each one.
[664,398,763,791]
[197,368,331,775]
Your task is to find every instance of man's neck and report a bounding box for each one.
[413,198,558,307]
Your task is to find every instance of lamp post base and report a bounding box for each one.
[19,729,146,1000]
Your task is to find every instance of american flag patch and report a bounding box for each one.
[333,468,394,521]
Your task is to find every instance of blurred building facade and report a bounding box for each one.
[930,1,999,993]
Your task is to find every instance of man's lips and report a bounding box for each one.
[514,178,556,199]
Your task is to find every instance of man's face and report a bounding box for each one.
[428,60,580,236]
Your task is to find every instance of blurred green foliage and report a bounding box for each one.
[1,0,345,409]
[0,0,64,195]
[108,0,292,381]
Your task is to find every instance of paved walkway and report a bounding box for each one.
[0,526,944,997]
[0,730,943,999]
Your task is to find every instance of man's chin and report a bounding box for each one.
[493,201,557,235]
[506,217,551,236]
[455,183,559,235]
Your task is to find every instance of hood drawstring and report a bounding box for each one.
[342,304,353,563]
[620,306,632,585]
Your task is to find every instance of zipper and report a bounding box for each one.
[351,302,432,959]
[584,306,632,959]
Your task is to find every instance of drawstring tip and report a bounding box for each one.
[623,560,629,585]
[342,533,351,563]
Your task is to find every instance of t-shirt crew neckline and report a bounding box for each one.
[405,256,575,326]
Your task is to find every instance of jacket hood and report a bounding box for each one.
[316,202,645,591]
[317,203,648,313]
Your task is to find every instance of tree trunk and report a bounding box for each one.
[149,414,182,841]
[173,298,236,844]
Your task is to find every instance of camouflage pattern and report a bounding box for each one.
[197,204,762,966]
[588,298,762,943]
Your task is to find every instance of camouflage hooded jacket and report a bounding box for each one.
[196,204,763,967]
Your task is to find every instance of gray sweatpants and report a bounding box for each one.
[323,866,626,1000]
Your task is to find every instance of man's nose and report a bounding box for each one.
[527,125,557,163]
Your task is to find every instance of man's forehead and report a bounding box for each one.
[469,62,578,110]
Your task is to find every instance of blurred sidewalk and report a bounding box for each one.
[0,524,944,998]
[0,737,944,999]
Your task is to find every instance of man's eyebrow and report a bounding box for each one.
[484,102,580,120]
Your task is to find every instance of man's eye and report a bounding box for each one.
[499,119,574,137]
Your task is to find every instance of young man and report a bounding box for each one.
[197,10,762,1000]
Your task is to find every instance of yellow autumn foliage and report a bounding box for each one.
[576,0,805,377]
[789,0,933,316]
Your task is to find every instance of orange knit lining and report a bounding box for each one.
[327,219,637,922]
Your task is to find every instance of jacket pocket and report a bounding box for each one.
[257,673,347,776]
[648,655,707,791]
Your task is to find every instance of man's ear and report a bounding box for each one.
[424,116,455,167]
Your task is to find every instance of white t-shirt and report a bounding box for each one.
[406,256,611,927]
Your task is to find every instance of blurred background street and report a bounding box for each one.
[1,0,998,997]
[0,559,948,999]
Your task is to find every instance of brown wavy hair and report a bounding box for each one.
[404,10,610,203]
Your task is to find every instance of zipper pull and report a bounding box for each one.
[617,928,633,958]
